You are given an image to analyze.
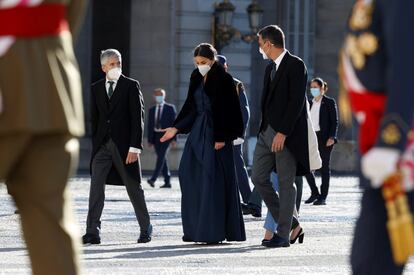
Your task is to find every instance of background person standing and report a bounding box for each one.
[147,88,177,188]
[216,54,252,206]
[304,78,338,205]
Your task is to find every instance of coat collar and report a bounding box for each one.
[189,62,226,96]
[262,51,290,108]
[268,50,290,93]
[108,75,126,111]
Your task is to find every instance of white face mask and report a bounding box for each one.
[107,67,122,80]
[259,47,268,60]
[197,64,211,76]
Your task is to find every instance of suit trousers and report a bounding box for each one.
[251,126,298,239]
[264,172,300,233]
[304,131,333,200]
[249,176,303,214]
[351,188,414,275]
[0,134,80,275]
[86,139,150,235]
[233,144,251,203]
[150,132,171,183]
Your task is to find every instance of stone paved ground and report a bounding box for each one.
[1,176,413,274]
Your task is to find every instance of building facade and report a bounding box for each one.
[75,0,356,173]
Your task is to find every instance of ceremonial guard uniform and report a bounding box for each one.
[341,0,414,274]
[0,0,86,274]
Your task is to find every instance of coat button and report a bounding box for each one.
[107,120,110,123]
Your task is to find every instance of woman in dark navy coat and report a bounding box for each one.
[161,43,246,243]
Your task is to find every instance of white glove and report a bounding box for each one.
[233,138,244,146]
[361,147,400,188]
[400,142,414,191]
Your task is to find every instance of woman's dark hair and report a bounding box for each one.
[323,81,328,92]
[311,77,324,88]
[193,43,217,61]
[257,25,285,48]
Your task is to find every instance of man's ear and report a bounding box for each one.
[101,65,106,74]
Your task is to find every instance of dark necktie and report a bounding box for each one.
[156,105,162,129]
[270,62,277,82]
[108,81,114,98]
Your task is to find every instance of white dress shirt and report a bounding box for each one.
[105,78,118,96]
[274,49,287,71]
[106,77,140,154]
[154,103,164,132]
[310,98,322,132]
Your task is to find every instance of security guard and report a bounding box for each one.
[0,1,86,274]
[340,0,414,274]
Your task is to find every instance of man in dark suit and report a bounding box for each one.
[83,49,152,245]
[147,88,176,188]
[216,55,252,205]
[251,25,309,248]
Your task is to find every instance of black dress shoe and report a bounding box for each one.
[138,224,153,243]
[147,179,155,188]
[160,183,171,188]
[313,198,326,205]
[261,238,271,245]
[262,234,290,248]
[241,203,249,213]
[82,233,101,244]
[304,194,319,204]
[242,204,262,217]
[251,210,262,218]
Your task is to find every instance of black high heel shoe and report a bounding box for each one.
[290,228,305,244]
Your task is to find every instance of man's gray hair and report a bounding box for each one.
[153,88,166,96]
[100,49,122,65]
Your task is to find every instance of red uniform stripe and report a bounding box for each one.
[0,4,68,37]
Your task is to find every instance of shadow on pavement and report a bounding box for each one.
[83,243,265,259]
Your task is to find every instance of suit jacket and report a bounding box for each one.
[90,75,145,185]
[0,0,86,137]
[310,95,339,144]
[174,62,243,142]
[234,78,250,139]
[260,51,309,175]
[147,102,176,144]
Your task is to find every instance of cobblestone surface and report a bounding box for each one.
[1,176,413,274]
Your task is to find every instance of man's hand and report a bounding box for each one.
[215,142,225,150]
[326,138,335,147]
[272,133,286,152]
[126,152,139,164]
[160,127,178,142]
[361,147,400,188]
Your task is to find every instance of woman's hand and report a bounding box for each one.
[214,142,225,150]
[160,127,178,142]
[326,138,335,147]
